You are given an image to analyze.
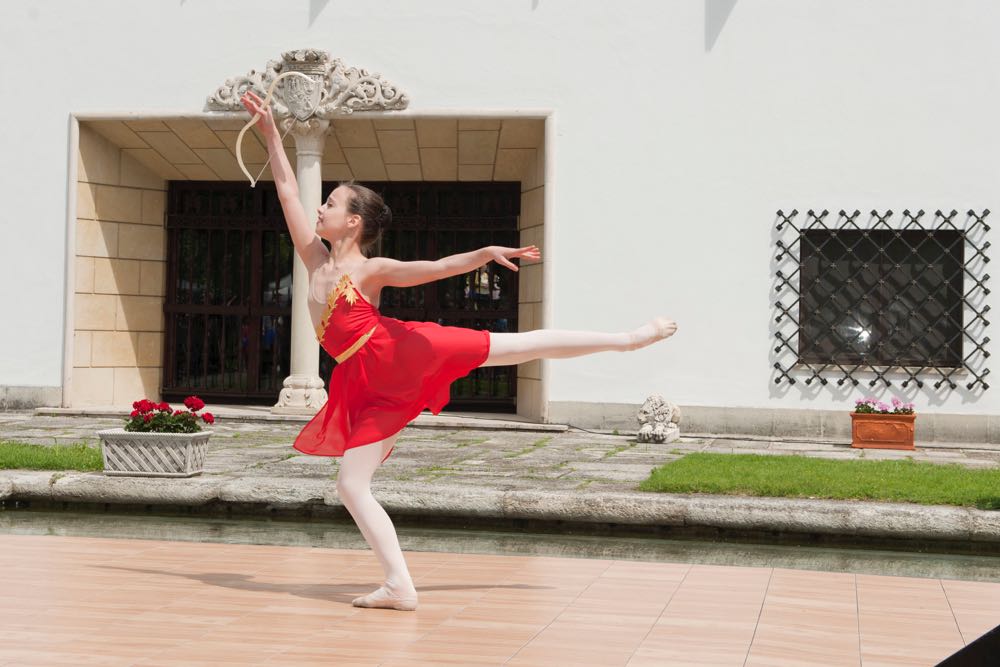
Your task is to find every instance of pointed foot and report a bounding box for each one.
[627,317,678,351]
[352,585,418,611]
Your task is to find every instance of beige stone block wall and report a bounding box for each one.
[512,123,545,421]
[73,124,167,406]
[70,116,545,417]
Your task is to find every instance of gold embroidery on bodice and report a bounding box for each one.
[315,273,360,341]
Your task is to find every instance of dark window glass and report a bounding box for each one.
[799,230,964,367]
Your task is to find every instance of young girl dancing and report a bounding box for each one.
[239,91,678,611]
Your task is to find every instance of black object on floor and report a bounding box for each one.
[935,624,1000,666]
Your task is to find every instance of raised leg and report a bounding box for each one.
[481,317,676,367]
[336,431,418,610]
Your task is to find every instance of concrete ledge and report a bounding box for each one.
[34,406,566,433]
[35,406,314,422]
[219,478,329,508]
[363,484,507,518]
[679,494,980,542]
[499,488,688,525]
[5,471,995,545]
[32,403,999,443]
[385,486,996,544]
[549,401,1000,444]
[4,471,223,506]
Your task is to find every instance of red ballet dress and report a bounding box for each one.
[293,273,491,463]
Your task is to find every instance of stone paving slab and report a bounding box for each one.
[1,410,999,545]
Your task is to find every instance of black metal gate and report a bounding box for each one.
[163,181,521,411]
[162,182,294,403]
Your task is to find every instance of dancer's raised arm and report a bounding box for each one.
[239,90,328,270]
[369,245,541,289]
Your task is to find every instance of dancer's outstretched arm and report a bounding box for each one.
[239,90,328,270]
[369,245,541,289]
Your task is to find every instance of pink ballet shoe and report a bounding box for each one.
[352,585,418,611]
[627,317,677,351]
[651,316,676,339]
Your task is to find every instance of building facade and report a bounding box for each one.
[1,1,997,441]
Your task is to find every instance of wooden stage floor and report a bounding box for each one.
[0,534,996,666]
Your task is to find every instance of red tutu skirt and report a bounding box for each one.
[293,315,490,463]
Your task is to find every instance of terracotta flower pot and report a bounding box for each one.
[850,413,916,450]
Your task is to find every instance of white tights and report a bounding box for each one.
[336,433,414,599]
[335,318,674,608]
[481,317,675,366]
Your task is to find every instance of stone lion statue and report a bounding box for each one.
[636,394,681,443]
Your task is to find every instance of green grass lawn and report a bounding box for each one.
[0,441,103,471]
[639,453,1000,510]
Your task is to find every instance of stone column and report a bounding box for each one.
[272,119,330,415]
[207,48,409,413]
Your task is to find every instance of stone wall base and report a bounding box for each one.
[0,386,62,410]
[547,401,1000,444]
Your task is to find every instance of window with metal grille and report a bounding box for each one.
[773,209,991,390]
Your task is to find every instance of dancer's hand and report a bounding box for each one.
[485,245,541,271]
[239,90,279,143]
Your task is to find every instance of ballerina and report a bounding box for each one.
[239,90,678,611]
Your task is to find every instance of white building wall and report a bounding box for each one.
[1,1,997,416]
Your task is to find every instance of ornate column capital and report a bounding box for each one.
[283,118,331,157]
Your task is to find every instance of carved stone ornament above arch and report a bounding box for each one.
[205,48,410,119]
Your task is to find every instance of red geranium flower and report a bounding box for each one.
[184,396,205,412]
[125,395,210,433]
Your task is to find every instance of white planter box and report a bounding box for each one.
[96,428,212,477]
